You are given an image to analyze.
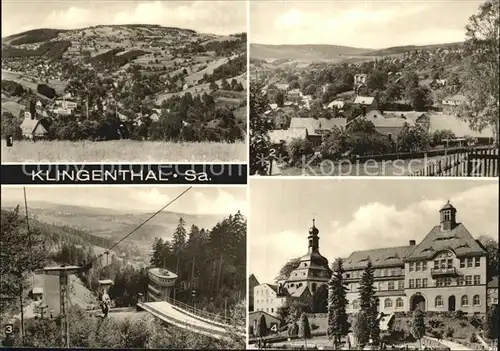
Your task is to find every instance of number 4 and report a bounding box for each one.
[270,324,277,332]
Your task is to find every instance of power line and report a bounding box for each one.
[87,186,193,268]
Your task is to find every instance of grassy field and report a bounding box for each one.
[1,140,247,162]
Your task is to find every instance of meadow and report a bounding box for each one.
[1,140,247,162]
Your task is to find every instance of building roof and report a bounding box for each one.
[405,223,486,261]
[363,115,409,128]
[276,83,289,91]
[354,96,375,105]
[249,311,281,325]
[269,128,307,144]
[290,117,347,135]
[443,94,467,102]
[428,114,494,138]
[327,100,345,109]
[255,283,278,293]
[488,277,498,289]
[344,246,414,270]
[20,118,48,136]
[149,267,178,279]
[249,274,260,287]
[32,287,43,295]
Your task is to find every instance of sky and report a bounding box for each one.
[249,179,498,284]
[0,186,247,216]
[251,0,484,48]
[1,0,246,37]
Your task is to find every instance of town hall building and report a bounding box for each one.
[344,202,489,314]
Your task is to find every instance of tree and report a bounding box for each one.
[478,236,499,281]
[461,0,499,143]
[256,314,268,347]
[172,218,187,253]
[275,91,285,107]
[313,284,328,313]
[359,261,380,346]
[396,123,431,153]
[298,312,311,348]
[411,308,426,350]
[275,257,300,282]
[249,82,273,175]
[431,129,456,147]
[485,304,499,340]
[327,258,350,349]
[353,311,368,348]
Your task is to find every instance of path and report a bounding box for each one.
[426,337,473,350]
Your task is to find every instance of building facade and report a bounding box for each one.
[147,268,178,302]
[249,274,260,312]
[344,202,489,314]
[253,283,287,316]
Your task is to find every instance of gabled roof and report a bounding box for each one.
[363,115,408,128]
[255,283,278,294]
[428,114,494,138]
[21,118,48,135]
[344,246,413,270]
[488,277,498,289]
[290,117,347,135]
[249,274,260,287]
[405,223,486,261]
[354,96,375,105]
[269,128,307,144]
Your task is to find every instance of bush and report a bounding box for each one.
[469,315,482,329]
[445,327,454,338]
[454,310,465,320]
[470,333,477,343]
[288,322,299,337]
[287,138,314,166]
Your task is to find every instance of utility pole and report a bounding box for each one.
[216,253,223,295]
[190,256,196,290]
[224,298,227,321]
[19,285,24,345]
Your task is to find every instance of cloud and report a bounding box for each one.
[133,188,172,210]
[251,183,498,284]
[192,189,247,216]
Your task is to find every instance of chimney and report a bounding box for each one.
[409,240,416,246]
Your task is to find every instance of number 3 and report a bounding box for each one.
[5,324,13,334]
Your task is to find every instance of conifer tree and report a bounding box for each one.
[327,258,350,349]
[359,260,380,346]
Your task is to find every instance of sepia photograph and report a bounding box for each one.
[0,186,246,348]
[1,1,247,162]
[248,178,498,349]
[249,0,499,176]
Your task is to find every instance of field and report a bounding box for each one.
[2,69,67,95]
[1,140,247,162]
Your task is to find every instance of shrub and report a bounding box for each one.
[454,310,465,320]
[287,138,314,166]
[470,333,477,343]
[445,326,454,338]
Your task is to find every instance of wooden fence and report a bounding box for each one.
[410,147,499,177]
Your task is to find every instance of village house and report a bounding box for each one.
[345,202,490,314]
[354,95,378,113]
[326,100,345,110]
[382,111,430,132]
[354,73,367,94]
[487,277,498,306]
[428,113,495,145]
[20,113,49,140]
[264,108,288,129]
[268,127,307,145]
[290,117,347,147]
[249,274,260,312]
[441,94,467,113]
[287,88,301,103]
[253,283,287,316]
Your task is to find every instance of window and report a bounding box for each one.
[398,280,404,290]
[422,262,427,271]
[410,263,415,272]
[391,268,396,276]
[396,298,404,309]
[385,269,389,276]
[474,257,480,267]
[353,299,359,309]
[388,281,395,290]
[384,298,393,308]
[473,295,480,306]
[416,279,422,288]
[271,308,274,313]
[434,260,439,269]
[474,275,480,285]
[447,259,453,269]
[437,278,443,287]
[461,295,469,306]
[457,277,464,286]
[460,259,465,268]
[396,267,402,275]
[409,279,415,288]
[416,262,421,272]
[435,296,443,307]
[312,283,317,293]
[444,277,452,286]
[443,210,451,221]
[423,278,428,288]
[467,258,473,268]
[465,275,472,285]
[346,273,351,278]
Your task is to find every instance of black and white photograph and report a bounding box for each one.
[1,1,247,162]
[249,0,499,176]
[0,186,246,348]
[248,178,498,350]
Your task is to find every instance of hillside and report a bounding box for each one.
[250,43,373,60]
[364,42,464,56]
[1,25,247,143]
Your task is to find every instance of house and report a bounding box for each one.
[354,74,367,93]
[249,274,260,312]
[428,113,495,144]
[269,128,307,145]
[487,277,498,306]
[354,96,378,112]
[344,202,489,314]
[327,100,345,110]
[253,283,287,316]
[362,112,408,137]
[32,287,43,302]
[383,111,430,132]
[287,88,301,103]
[264,108,288,129]
[290,117,347,147]
[442,94,467,113]
[20,115,49,140]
